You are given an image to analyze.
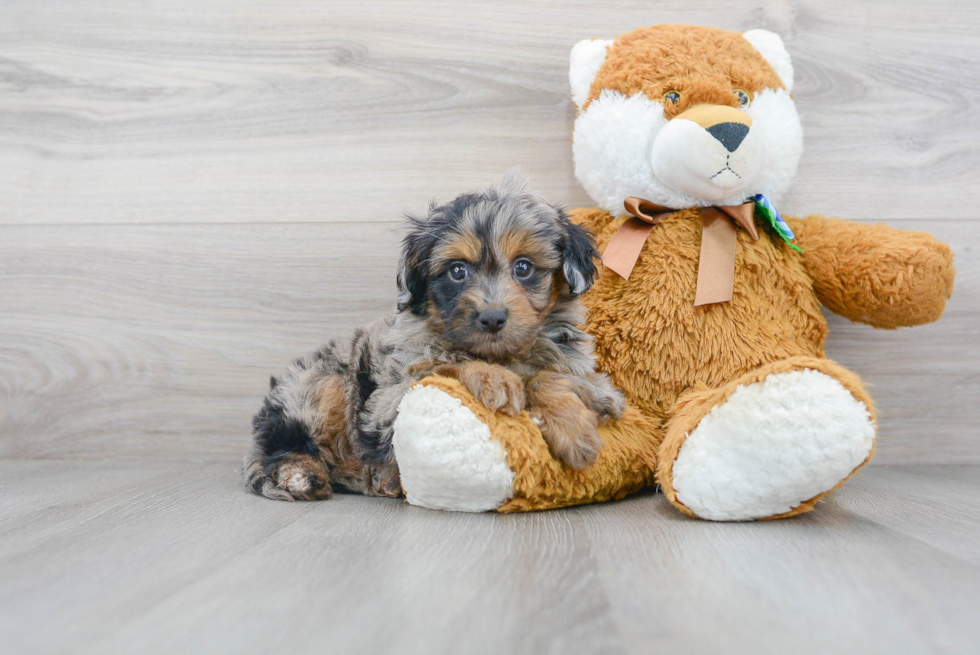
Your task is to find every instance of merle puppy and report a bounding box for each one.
[244,173,625,501]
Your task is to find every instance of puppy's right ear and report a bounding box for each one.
[396,216,431,314]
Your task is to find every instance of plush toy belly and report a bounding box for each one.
[580,208,827,421]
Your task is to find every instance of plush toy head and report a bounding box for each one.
[571,24,802,212]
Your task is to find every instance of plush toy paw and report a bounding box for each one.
[657,357,876,521]
[392,375,661,512]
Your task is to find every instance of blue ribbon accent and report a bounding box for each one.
[752,193,795,239]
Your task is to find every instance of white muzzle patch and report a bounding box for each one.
[651,110,765,203]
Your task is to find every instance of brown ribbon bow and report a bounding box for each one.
[602,196,760,306]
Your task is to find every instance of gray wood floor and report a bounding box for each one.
[3,1,980,653]
[1,460,978,655]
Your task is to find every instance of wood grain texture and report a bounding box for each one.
[580,466,980,655]
[833,465,980,565]
[1,0,979,225]
[1,219,976,463]
[3,4,977,653]
[0,460,978,654]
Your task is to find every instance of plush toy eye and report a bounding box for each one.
[663,90,681,105]
[512,259,534,280]
[448,262,469,282]
[734,89,751,108]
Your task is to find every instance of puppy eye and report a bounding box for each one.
[733,89,751,108]
[447,262,469,282]
[663,91,681,105]
[512,259,534,280]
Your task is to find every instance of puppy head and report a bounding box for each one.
[397,171,598,359]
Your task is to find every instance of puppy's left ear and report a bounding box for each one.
[558,209,599,297]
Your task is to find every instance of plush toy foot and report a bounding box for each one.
[392,375,661,512]
[657,357,877,521]
[391,382,516,512]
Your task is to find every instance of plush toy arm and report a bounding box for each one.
[787,215,955,329]
[392,375,660,512]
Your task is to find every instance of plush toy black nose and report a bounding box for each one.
[478,308,508,332]
[706,122,750,152]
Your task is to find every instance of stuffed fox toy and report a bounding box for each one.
[390,24,955,520]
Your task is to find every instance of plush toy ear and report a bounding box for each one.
[569,39,613,109]
[558,210,599,297]
[742,29,794,93]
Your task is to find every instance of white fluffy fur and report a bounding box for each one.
[393,385,514,512]
[743,88,804,201]
[573,90,670,210]
[569,39,613,108]
[671,369,876,521]
[742,30,794,93]
[573,87,803,213]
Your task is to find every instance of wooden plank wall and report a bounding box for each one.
[1,0,978,464]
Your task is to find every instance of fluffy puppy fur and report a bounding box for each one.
[244,172,625,501]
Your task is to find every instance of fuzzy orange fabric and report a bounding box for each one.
[405,207,952,514]
[415,376,661,512]
[788,216,955,329]
[401,23,955,518]
[656,356,877,519]
[574,207,827,423]
[584,24,784,115]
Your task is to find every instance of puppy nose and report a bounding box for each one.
[706,122,750,152]
[478,308,508,332]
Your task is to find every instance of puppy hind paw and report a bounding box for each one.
[278,467,331,501]
[245,453,295,502]
[248,454,332,502]
[257,478,297,502]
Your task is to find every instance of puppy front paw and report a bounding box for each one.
[457,361,525,416]
[531,401,603,470]
[595,388,626,424]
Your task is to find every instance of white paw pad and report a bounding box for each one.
[393,385,514,512]
[672,369,876,521]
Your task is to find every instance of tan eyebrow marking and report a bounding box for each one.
[431,231,482,269]
[497,229,560,268]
